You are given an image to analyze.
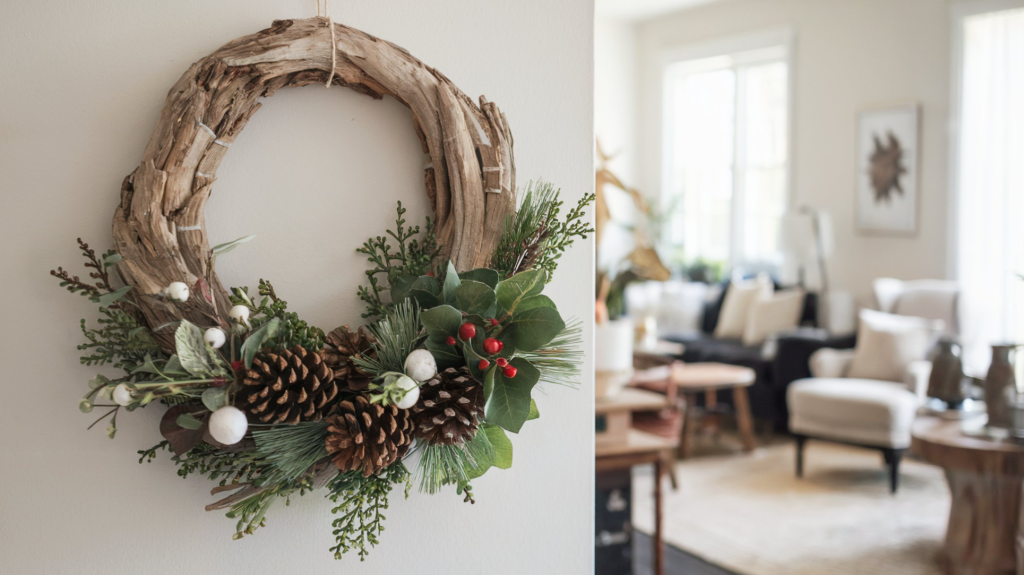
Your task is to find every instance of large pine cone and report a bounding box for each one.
[411,367,485,446]
[325,396,413,476]
[323,325,376,392]
[239,346,338,424]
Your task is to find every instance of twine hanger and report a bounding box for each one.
[317,0,337,88]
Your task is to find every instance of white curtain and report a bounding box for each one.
[956,7,1024,373]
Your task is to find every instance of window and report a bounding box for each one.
[952,3,1024,372]
[662,39,790,270]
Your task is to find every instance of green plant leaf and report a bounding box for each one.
[163,355,190,376]
[462,340,488,379]
[95,285,132,308]
[212,234,256,254]
[176,413,203,430]
[240,317,281,369]
[408,289,440,309]
[455,280,497,316]
[528,399,540,421]
[411,275,441,296]
[482,364,496,403]
[426,335,463,369]
[442,261,461,304]
[485,357,540,433]
[517,294,556,312]
[201,387,227,412]
[495,269,546,314]
[389,274,417,304]
[88,374,111,389]
[174,320,222,377]
[102,253,122,267]
[483,425,513,469]
[505,306,565,352]
[420,305,462,339]
[460,268,500,289]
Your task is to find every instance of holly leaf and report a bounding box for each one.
[461,268,500,289]
[485,357,540,433]
[420,305,462,339]
[442,261,461,304]
[505,306,565,352]
[239,317,281,369]
[455,280,497,316]
[495,269,546,314]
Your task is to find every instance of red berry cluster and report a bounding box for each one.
[446,322,517,378]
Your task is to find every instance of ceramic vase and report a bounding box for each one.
[927,339,967,407]
[984,344,1018,429]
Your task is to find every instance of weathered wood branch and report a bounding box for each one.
[112,18,516,350]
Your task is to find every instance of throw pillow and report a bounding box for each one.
[846,309,944,383]
[742,289,806,345]
[714,276,773,339]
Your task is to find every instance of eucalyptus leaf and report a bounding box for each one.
[211,234,256,255]
[408,289,440,310]
[176,413,203,430]
[420,305,462,339]
[389,274,418,304]
[516,294,556,312]
[505,306,565,352]
[411,275,441,296]
[95,285,132,309]
[102,253,122,267]
[455,280,497,316]
[201,387,227,412]
[495,269,546,314]
[442,261,462,304]
[484,357,540,433]
[240,317,281,369]
[460,268,500,289]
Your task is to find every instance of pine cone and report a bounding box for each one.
[323,325,376,392]
[239,346,338,424]
[324,396,413,476]
[411,367,485,446]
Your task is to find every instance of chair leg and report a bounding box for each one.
[887,449,903,494]
[795,435,806,478]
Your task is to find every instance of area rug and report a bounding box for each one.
[632,439,950,575]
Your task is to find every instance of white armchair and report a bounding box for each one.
[787,279,955,493]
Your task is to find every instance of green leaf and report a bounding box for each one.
[426,335,463,369]
[463,340,488,379]
[460,268,500,289]
[174,320,225,377]
[240,317,281,369]
[455,280,497,316]
[88,374,111,389]
[495,269,546,314]
[163,355,190,377]
[201,387,227,412]
[483,425,513,469]
[211,234,256,254]
[102,253,122,267]
[106,423,117,439]
[485,357,540,433]
[505,306,565,352]
[411,275,441,296]
[482,365,496,403]
[420,305,462,339]
[528,399,540,421]
[517,294,556,312]
[95,285,132,308]
[442,261,461,304]
[176,413,203,430]
[408,289,440,309]
[390,274,417,304]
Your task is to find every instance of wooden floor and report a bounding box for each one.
[634,532,738,575]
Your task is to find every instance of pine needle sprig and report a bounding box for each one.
[252,421,330,483]
[416,437,493,495]
[351,299,423,377]
[516,318,584,387]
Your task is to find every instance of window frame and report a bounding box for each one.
[658,27,796,269]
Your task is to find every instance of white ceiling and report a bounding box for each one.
[595,0,725,21]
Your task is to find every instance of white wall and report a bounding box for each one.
[0,2,594,574]
[632,0,956,303]
[595,16,638,182]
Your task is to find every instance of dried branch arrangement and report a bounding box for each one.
[53,19,593,560]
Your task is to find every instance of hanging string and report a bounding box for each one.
[317,0,337,88]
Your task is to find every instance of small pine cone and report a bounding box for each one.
[325,396,413,476]
[412,367,485,446]
[323,325,376,392]
[239,346,338,424]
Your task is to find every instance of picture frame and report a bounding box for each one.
[855,102,920,235]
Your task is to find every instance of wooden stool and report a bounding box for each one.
[669,363,757,458]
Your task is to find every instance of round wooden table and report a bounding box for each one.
[911,417,1024,575]
[670,363,757,458]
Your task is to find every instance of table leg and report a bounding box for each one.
[732,386,756,452]
[943,470,1021,575]
[680,393,696,459]
[654,457,664,575]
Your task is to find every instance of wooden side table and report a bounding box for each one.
[597,429,678,575]
[669,363,757,458]
[911,417,1024,575]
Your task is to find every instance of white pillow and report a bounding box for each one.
[742,289,805,345]
[846,309,943,383]
[714,277,773,339]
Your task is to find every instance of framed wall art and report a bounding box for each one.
[855,102,920,235]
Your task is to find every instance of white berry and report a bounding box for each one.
[228,305,250,326]
[112,383,133,406]
[204,327,226,349]
[404,349,438,382]
[394,375,420,409]
[166,281,190,302]
[208,406,248,445]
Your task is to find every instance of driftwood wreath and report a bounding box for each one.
[55,17,593,560]
[113,18,516,351]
